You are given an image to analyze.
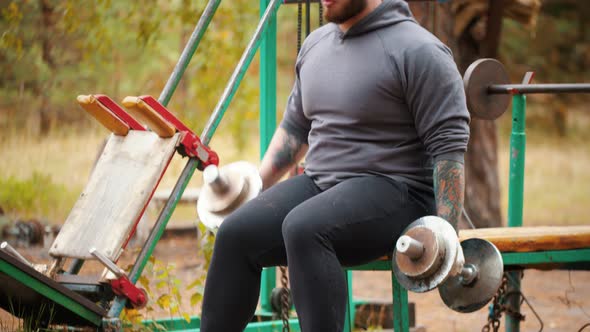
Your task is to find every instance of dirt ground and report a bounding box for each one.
[2,233,590,332]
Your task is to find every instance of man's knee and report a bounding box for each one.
[214,210,249,250]
[282,209,323,249]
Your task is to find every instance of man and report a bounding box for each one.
[200,0,470,331]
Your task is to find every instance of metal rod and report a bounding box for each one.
[460,264,478,285]
[109,1,220,317]
[306,0,311,36]
[90,248,126,278]
[66,258,85,275]
[200,0,282,146]
[203,165,229,194]
[0,241,33,267]
[506,93,527,332]
[259,0,279,313]
[489,83,590,95]
[396,235,425,260]
[158,0,222,107]
[109,158,199,317]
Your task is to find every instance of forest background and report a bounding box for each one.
[0,0,589,227]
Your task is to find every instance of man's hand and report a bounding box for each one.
[259,127,308,190]
[433,159,465,232]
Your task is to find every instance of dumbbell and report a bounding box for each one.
[393,216,503,313]
[197,161,262,229]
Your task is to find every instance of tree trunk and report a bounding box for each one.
[38,0,56,136]
[410,3,503,228]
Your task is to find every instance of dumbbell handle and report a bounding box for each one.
[396,235,425,259]
[459,264,478,285]
[203,165,230,194]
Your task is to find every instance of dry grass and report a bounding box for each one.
[0,107,588,226]
[0,124,260,223]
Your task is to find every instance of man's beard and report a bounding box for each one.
[324,0,368,24]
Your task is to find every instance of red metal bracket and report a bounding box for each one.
[110,276,148,309]
[137,95,219,168]
[94,95,146,131]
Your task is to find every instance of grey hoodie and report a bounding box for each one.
[280,0,470,192]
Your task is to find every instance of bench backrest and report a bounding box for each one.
[49,131,180,261]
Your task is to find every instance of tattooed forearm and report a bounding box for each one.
[259,127,308,190]
[272,131,305,172]
[433,160,465,231]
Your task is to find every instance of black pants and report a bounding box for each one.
[200,174,435,332]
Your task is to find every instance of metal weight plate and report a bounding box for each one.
[395,226,444,278]
[197,161,262,230]
[463,58,511,120]
[439,238,504,313]
[202,165,247,213]
[393,216,459,293]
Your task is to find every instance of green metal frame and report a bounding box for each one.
[142,316,303,332]
[259,0,279,314]
[0,259,103,326]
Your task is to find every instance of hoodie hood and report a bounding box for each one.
[342,0,416,38]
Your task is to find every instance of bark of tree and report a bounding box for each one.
[39,0,56,135]
[409,3,503,228]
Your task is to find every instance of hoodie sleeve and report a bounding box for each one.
[403,42,470,163]
[279,66,311,144]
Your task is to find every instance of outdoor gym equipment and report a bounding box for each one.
[393,216,504,314]
[463,58,590,120]
[2,0,589,331]
[198,162,263,229]
[393,216,464,293]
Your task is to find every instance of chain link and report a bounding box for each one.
[297,1,302,55]
[279,266,291,332]
[318,1,323,26]
[482,275,507,332]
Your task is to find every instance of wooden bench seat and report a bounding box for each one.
[459,226,590,253]
[373,226,590,263]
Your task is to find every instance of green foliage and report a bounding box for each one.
[0,0,264,148]
[501,2,589,84]
[0,172,77,221]
[123,256,191,331]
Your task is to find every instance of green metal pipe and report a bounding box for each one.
[109,1,220,318]
[259,0,279,313]
[200,0,282,145]
[506,94,527,332]
[507,94,526,228]
[159,0,222,107]
[343,271,355,332]
[0,259,103,326]
[392,275,410,332]
[109,160,198,318]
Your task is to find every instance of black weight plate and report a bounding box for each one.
[438,238,504,313]
[463,59,511,120]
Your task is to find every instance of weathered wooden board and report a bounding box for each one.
[49,131,180,260]
[459,226,590,253]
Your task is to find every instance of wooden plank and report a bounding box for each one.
[459,226,590,253]
[77,95,129,136]
[49,131,180,260]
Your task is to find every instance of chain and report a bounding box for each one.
[279,265,291,332]
[318,1,323,26]
[482,275,507,332]
[297,1,302,55]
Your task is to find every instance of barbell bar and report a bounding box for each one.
[464,58,590,120]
